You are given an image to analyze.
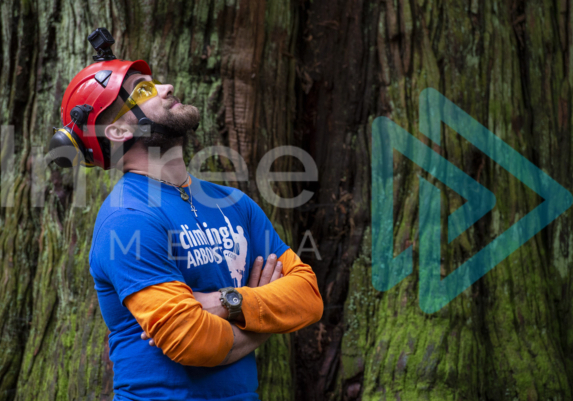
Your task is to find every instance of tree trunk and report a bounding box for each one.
[296,0,573,400]
[1,0,572,400]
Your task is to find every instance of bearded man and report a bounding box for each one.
[50,28,323,401]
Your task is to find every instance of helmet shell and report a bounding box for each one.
[60,59,152,169]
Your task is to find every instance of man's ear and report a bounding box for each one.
[104,122,134,143]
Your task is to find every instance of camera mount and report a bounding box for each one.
[88,28,117,61]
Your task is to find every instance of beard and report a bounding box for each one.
[140,104,200,154]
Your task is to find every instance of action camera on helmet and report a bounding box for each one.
[88,28,117,61]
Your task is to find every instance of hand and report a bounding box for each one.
[247,254,283,287]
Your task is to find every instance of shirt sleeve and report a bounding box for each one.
[91,208,184,304]
[124,281,234,367]
[235,248,323,333]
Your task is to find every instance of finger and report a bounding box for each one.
[149,339,156,347]
[280,274,284,278]
[248,256,264,287]
[258,254,277,286]
[141,332,149,340]
[270,261,283,282]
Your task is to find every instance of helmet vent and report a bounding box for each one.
[94,70,112,87]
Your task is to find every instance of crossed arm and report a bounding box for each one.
[125,249,323,367]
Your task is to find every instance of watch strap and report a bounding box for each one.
[228,306,241,321]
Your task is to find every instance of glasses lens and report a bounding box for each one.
[112,79,162,123]
[131,81,157,102]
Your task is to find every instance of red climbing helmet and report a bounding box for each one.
[51,28,157,170]
[57,58,152,169]
[51,28,187,170]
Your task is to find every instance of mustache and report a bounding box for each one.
[166,96,182,109]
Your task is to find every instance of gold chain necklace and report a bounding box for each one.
[142,174,198,217]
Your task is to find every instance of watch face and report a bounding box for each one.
[226,292,240,306]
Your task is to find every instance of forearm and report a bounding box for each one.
[219,325,271,365]
[195,251,323,334]
[235,249,323,333]
[236,276,322,333]
[125,281,234,367]
[189,294,273,363]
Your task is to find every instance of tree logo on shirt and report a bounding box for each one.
[219,205,248,287]
[176,206,248,287]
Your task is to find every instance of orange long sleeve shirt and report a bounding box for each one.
[124,248,323,367]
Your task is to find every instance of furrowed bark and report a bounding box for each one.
[2,0,573,400]
[297,0,573,400]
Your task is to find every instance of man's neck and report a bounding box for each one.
[119,143,189,186]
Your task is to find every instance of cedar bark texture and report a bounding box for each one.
[1,0,572,400]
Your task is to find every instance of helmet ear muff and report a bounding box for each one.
[48,126,94,168]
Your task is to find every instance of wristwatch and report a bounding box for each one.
[219,287,243,320]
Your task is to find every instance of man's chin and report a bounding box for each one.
[174,104,200,121]
[137,103,199,154]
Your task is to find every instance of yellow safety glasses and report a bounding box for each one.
[113,79,162,123]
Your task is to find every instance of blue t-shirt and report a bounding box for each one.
[88,172,289,401]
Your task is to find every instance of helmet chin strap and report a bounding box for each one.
[110,86,183,166]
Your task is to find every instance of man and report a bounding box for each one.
[52,29,323,400]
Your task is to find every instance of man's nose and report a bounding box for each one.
[157,83,174,98]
